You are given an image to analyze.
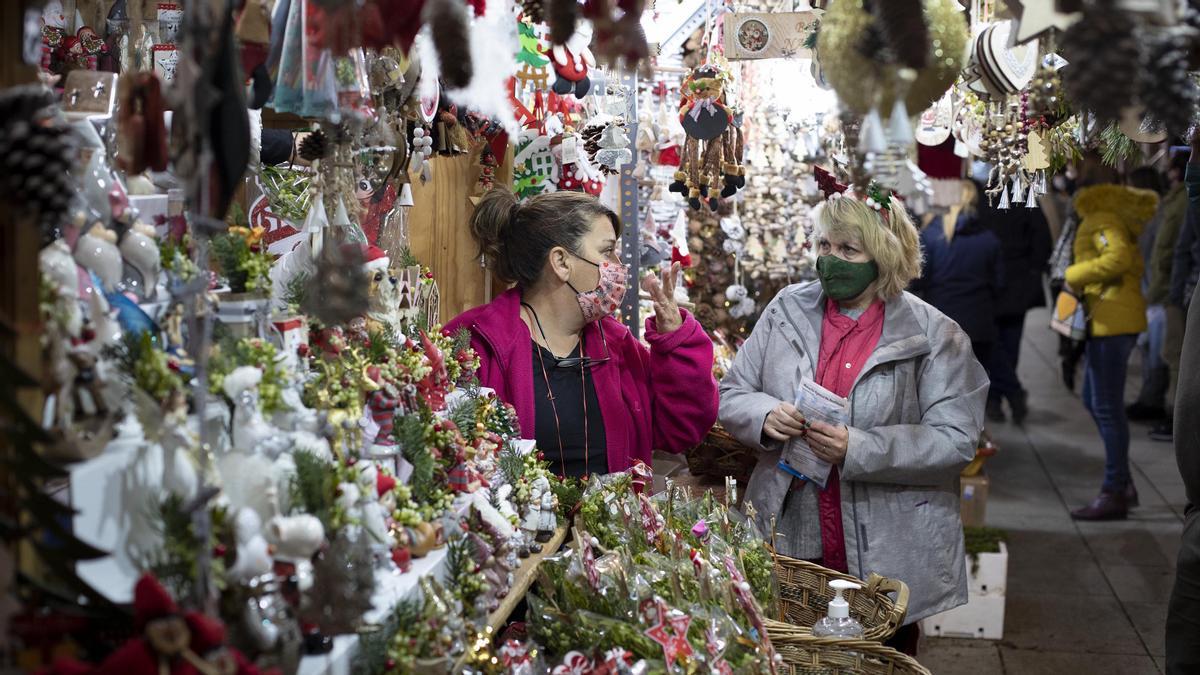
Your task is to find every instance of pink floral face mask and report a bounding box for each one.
[567,253,628,323]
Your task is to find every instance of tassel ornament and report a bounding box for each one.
[859,107,888,155]
[888,98,913,146]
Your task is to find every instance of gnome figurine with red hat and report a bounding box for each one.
[42,574,263,675]
[363,365,402,460]
[364,246,403,338]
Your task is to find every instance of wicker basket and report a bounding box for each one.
[773,554,909,642]
[765,620,932,675]
[685,424,758,484]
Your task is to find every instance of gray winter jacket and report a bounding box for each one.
[718,281,989,623]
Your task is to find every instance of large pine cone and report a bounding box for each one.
[1061,1,1140,124]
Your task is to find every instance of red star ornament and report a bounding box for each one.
[642,598,694,667]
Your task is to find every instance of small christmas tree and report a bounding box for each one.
[516,20,550,88]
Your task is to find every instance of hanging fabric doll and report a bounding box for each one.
[550,21,596,99]
[669,64,747,212]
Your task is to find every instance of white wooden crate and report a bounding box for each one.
[921,592,1006,640]
[967,541,1008,596]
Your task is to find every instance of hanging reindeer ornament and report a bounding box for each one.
[669,65,747,212]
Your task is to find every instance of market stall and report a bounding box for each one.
[2,0,1198,672]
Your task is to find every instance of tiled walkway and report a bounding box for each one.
[921,309,1186,674]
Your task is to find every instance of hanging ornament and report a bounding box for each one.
[594,122,634,171]
[0,86,77,240]
[299,128,330,163]
[424,0,474,90]
[1138,28,1200,137]
[671,64,747,212]
[1060,1,1140,125]
[514,129,556,199]
[550,21,596,99]
[302,242,370,326]
[858,107,888,154]
[1026,54,1065,126]
[818,0,967,115]
[888,97,913,145]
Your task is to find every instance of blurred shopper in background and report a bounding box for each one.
[912,180,1005,383]
[979,179,1053,424]
[1167,128,1200,675]
[1064,174,1159,520]
[1129,155,1189,442]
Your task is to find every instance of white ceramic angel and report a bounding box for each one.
[227,508,274,583]
[536,487,557,543]
[520,476,549,554]
[225,366,291,458]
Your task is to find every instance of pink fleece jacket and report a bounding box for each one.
[445,288,719,471]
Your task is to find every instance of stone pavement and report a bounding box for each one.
[921,309,1186,674]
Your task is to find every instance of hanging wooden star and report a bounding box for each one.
[1006,0,1082,46]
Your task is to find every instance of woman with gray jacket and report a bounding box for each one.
[719,185,988,655]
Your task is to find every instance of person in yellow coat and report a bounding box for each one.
[1066,182,1159,520]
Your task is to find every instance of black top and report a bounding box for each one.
[531,341,608,479]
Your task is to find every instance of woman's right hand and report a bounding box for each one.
[763,402,808,442]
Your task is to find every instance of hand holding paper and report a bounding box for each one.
[778,377,851,488]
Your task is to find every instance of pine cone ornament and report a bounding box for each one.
[305,530,376,635]
[302,243,370,327]
[0,86,77,239]
[298,128,330,162]
[547,0,578,45]
[424,0,473,90]
[1183,0,1200,33]
[871,0,928,70]
[1061,0,1140,124]
[1027,60,1064,126]
[1140,30,1199,136]
[521,0,545,24]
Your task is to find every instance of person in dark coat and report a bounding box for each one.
[1166,130,1200,673]
[911,180,1006,371]
[979,185,1053,424]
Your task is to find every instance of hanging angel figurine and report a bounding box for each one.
[669,64,747,211]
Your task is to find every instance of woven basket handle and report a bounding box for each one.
[865,573,910,626]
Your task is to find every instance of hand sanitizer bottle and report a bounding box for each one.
[812,579,864,639]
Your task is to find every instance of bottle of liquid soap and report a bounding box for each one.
[812,579,864,639]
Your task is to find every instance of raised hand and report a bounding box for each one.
[642,261,684,334]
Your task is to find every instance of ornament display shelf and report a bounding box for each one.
[451,523,571,672]
[297,547,450,675]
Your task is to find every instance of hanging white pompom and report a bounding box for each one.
[725,284,749,302]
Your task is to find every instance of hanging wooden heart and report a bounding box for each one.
[983,21,1039,94]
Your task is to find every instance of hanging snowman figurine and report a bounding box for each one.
[550,21,596,99]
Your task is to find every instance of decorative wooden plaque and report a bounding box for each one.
[723,12,819,61]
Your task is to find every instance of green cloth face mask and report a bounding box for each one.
[815,255,879,301]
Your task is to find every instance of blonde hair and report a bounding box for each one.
[942,180,980,242]
[816,196,923,301]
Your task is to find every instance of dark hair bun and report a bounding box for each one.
[471,188,521,283]
[470,188,621,288]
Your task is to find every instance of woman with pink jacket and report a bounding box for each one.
[445,189,718,477]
